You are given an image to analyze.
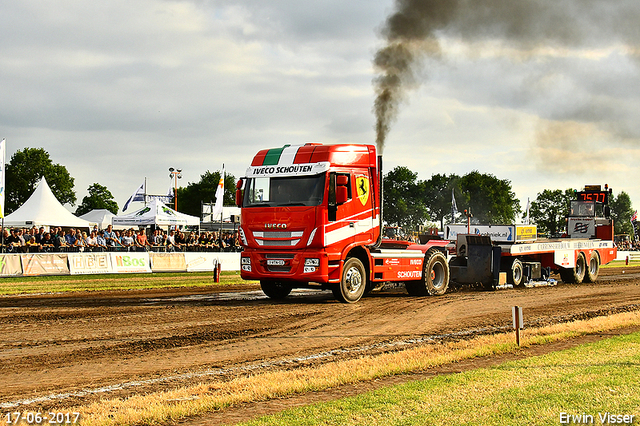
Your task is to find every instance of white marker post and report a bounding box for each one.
[512,306,524,346]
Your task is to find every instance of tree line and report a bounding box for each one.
[5,148,636,237]
[5,148,236,218]
[383,165,636,237]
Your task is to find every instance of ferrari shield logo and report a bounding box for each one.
[356,176,369,206]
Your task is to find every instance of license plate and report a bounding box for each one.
[267,259,286,266]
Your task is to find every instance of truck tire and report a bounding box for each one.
[333,258,366,303]
[508,258,524,287]
[560,252,587,284]
[406,249,449,296]
[260,280,293,300]
[584,251,600,283]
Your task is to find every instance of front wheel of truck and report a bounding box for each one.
[333,258,366,303]
[260,280,293,300]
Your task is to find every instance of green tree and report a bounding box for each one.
[177,171,236,218]
[529,189,574,236]
[458,171,520,224]
[422,173,466,230]
[5,147,76,214]
[609,191,634,236]
[74,183,119,216]
[383,166,429,230]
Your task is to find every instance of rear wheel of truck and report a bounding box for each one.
[560,252,587,284]
[406,249,449,296]
[508,258,525,287]
[333,258,366,303]
[260,280,293,300]
[424,250,449,295]
[584,251,600,283]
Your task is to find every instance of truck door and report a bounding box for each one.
[327,171,375,245]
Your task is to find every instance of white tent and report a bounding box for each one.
[112,198,199,228]
[3,177,94,228]
[79,209,120,230]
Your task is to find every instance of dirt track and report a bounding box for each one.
[1,267,640,416]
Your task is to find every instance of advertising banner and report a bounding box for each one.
[0,254,22,277]
[150,253,187,272]
[446,224,516,243]
[446,224,537,243]
[515,225,537,242]
[185,252,240,272]
[109,252,151,274]
[21,254,69,276]
[68,253,112,275]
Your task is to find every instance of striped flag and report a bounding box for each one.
[123,182,145,212]
[632,210,637,222]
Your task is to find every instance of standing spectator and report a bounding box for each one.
[165,230,180,251]
[1,229,10,252]
[66,229,77,246]
[86,231,98,251]
[6,229,22,252]
[96,230,108,250]
[26,235,41,252]
[75,232,87,251]
[103,225,117,248]
[42,233,55,252]
[55,230,67,251]
[121,229,135,250]
[135,229,150,251]
[35,227,46,245]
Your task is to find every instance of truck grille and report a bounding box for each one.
[253,230,304,247]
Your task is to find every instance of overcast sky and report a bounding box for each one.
[2,0,640,219]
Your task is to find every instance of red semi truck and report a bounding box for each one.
[235,143,617,303]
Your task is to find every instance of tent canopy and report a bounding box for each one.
[3,177,94,229]
[79,209,120,230]
[112,198,199,228]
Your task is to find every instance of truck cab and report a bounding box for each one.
[236,143,382,300]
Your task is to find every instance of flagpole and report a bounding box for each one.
[219,165,224,248]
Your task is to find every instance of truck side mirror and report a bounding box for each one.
[235,179,243,207]
[336,175,349,204]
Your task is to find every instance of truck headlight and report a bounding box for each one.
[305,258,320,266]
[241,257,251,265]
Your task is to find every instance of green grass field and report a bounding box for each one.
[242,332,640,426]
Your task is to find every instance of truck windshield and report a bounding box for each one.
[569,200,605,217]
[244,174,325,207]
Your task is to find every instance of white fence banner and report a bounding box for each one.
[109,252,151,274]
[68,253,112,275]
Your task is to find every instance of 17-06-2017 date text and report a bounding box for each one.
[4,412,80,425]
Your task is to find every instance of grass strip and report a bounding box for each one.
[64,310,640,425]
[245,332,640,426]
[0,271,252,295]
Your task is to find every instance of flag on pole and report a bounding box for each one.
[451,188,458,222]
[123,182,145,212]
[212,166,225,217]
[0,138,5,219]
[524,198,530,225]
[631,210,638,222]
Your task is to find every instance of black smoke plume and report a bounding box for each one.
[373,0,640,154]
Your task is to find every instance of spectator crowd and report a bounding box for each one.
[1,225,241,253]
